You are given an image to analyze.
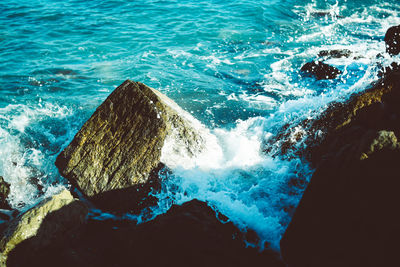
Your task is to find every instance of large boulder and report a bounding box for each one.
[0,189,88,265]
[56,80,217,213]
[280,70,400,265]
[384,24,400,55]
[0,177,10,210]
[6,199,284,267]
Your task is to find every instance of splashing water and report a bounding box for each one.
[1,0,400,249]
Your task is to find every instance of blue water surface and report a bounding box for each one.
[1,0,399,249]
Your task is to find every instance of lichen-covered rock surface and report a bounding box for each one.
[55,80,212,212]
[0,189,88,266]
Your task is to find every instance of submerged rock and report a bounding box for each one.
[300,61,341,80]
[56,80,215,213]
[7,199,284,267]
[280,69,400,266]
[318,49,352,59]
[384,24,400,55]
[0,189,88,265]
[0,177,10,210]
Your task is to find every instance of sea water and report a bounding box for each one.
[1,0,399,250]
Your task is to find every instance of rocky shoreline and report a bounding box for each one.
[0,25,399,266]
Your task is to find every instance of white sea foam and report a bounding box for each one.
[151,1,400,251]
[156,120,312,249]
[0,102,72,209]
[158,89,223,170]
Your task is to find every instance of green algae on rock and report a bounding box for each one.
[0,189,88,265]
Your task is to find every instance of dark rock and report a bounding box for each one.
[7,199,284,267]
[306,69,400,167]
[300,61,341,80]
[280,69,400,266]
[318,49,352,59]
[266,69,400,164]
[56,80,210,213]
[281,141,400,267]
[384,25,400,55]
[0,176,11,210]
[0,189,88,265]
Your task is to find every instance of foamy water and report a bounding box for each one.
[1,0,400,249]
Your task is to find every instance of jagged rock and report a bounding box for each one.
[7,199,284,267]
[318,49,352,59]
[266,69,400,165]
[0,177,10,210]
[300,61,341,80]
[384,24,400,55]
[280,72,400,266]
[0,189,88,264]
[56,80,216,213]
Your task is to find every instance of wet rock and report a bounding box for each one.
[384,24,400,55]
[318,49,352,59]
[280,70,400,266]
[0,189,88,264]
[266,69,400,164]
[56,80,211,213]
[7,199,284,267]
[300,61,341,80]
[0,177,11,210]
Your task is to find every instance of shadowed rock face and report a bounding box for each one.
[0,177,10,210]
[56,80,207,212]
[279,70,400,266]
[300,61,341,80]
[0,189,88,265]
[6,199,284,267]
[385,24,400,55]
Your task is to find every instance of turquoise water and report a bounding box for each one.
[1,0,400,249]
